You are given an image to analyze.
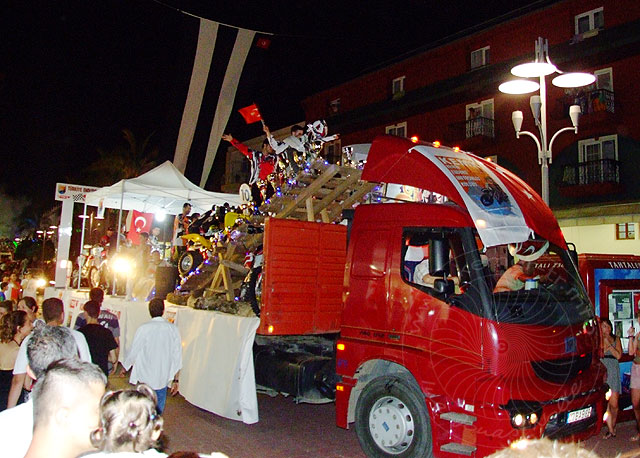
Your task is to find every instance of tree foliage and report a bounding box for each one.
[0,190,29,238]
[83,129,158,186]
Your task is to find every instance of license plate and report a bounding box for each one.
[567,406,592,423]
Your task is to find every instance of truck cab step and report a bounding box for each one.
[440,442,477,456]
[439,412,477,426]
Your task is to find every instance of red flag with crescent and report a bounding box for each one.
[127,210,153,245]
[238,104,262,124]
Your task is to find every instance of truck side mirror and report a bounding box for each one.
[433,278,455,296]
[429,238,450,276]
[566,242,578,268]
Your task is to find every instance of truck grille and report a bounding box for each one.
[530,353,591,384]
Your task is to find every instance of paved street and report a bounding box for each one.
[110,375,640,458]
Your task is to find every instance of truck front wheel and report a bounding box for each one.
[355,375,432,458]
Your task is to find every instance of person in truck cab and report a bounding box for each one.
[494,260,536,292]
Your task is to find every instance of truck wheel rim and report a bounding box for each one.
[368,395,414,454]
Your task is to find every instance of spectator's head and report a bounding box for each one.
[0,310,32,343]
[18,296,38,322]
[182,203,192,214]
[83,301,101,320]
[487,438,600,458]
[42,298,64,325]
[151,227,160,237]
[90,384,163,453]
[291,125,304,137]
[148,298,164,318]
[0,300,13,318]
[26,325,78,380]
[30,358,107,457]
[0,281,7,291]
[89,287,105,305]
[139,232,150,243]
[9,273,18,283]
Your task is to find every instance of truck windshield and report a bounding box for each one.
[484,240,593,326]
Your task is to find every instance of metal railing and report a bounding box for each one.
[563,89,615,115]
[449,116,495,140]
[560,158,619,186]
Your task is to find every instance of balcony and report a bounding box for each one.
[447,116,495,149]
[555,89,616,126]
[559,158,623,198]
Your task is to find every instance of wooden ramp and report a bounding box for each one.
[208,160,377,298]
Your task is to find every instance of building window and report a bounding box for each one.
[386,122,407,138]
[323,139,341,164]
[595,67,613,91]
[575,7,604,35]
[616,223,635,240]
[470,46,490,70]
[329,98,341,114]
[465,99,494,138]
[392,76,405,98]
[577,134,618,184]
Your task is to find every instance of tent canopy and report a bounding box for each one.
[85,161,241,214]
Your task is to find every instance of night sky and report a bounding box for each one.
[0,0,548,214]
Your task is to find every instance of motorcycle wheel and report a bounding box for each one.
[89,266,101,288]
[178,251,204,276]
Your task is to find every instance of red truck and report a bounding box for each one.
[250,135,606,457]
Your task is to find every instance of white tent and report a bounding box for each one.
[85,160,241,214]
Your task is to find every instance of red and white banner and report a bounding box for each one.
[126,210,153,245]
[411,145,531,247]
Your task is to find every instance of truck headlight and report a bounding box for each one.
[503,400,542,430]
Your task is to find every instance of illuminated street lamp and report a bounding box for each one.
[499,37,595,204]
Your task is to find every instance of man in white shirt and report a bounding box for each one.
[7,297,92,408]
[0,325,81,458]
[123,298,182,414]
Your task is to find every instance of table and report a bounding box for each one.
[44,287,260,424]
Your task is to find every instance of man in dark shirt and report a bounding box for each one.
[78,300,118,375]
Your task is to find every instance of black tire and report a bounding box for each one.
[243,266,262,316]
[178,251,204,276]
[355,375,433,458]
[480,191,493,207]
[89,266,101,288]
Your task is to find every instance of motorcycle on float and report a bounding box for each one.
[177,233,214,277]
[74,242,108,288]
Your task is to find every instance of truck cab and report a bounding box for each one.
[335,135,605,457]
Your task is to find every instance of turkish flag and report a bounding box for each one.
[238,104,262,124]
[127,210,153,245]
[256,37,271,49]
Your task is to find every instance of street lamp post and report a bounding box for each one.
[499,37,595,205]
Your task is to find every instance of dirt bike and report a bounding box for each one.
[177,233,214,277]
[239,245,264,316]
[74,244,108,288]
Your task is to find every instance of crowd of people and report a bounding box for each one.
[0,290,226,457]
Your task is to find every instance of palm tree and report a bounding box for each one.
[83,129,158,186]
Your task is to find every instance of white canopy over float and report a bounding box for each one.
[84,160,242,214]
[55,161,241,288]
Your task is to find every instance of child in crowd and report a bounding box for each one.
[88,384,164,457]
[86,385,228,457]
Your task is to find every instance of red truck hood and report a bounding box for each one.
[361,135,565,249]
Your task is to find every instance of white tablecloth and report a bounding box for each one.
[44,287,260,423]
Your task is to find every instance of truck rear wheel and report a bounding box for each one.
[355,375,432,457]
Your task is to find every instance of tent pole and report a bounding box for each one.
[77,202,88,289]
[112,180,125,295]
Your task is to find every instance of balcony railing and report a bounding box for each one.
[448,116,495,142]
[563,89,615,116]
[561,158,620,186]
